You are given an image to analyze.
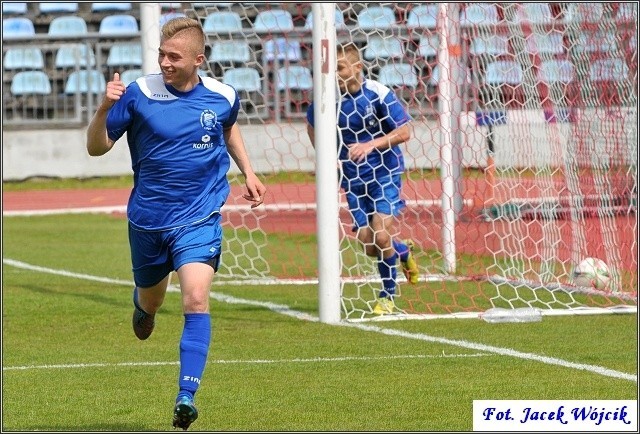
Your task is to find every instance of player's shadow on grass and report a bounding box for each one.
[18,283,130,309]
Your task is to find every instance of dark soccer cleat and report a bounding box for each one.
[172,396,198,431]
[132,288,155,340]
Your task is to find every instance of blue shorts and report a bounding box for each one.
[128,213,223,288]
[345,174,405,231]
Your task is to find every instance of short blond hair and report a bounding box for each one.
[337,42,361,62]
[161,17,205,55]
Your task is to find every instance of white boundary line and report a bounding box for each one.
[3,258,637,383]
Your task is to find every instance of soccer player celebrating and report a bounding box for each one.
[306,42,419,315]
[86,17,266,430]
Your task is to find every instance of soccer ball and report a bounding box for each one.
[572,257,611,290]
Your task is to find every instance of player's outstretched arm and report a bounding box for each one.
[224,123,266,208]
[86,72,125,156]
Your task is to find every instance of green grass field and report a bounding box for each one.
[2,199,638,431]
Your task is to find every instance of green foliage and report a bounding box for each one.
[2,213,637,431]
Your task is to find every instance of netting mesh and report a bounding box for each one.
[182,2,637,320]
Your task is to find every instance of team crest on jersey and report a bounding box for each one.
[200,110,217,131]
[365,104,376,127]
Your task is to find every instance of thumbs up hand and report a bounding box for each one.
[101,72,127,109]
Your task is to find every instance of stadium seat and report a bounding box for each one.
[39,2,78,14]
[589,58,630,82]
[202,11,243,33]
[460,4,499,26]
[356,6,396,30]
[485,60,523,85]
[417,34,439,58]
[254,9,294,32]
[573,30,617,54]
[470,34,510,57]
[64,69,107,94]
[363,35,404,60]
[263,38,302,62]
[91,3,132,12]
[121,68,144,86]
[509,3,553,24]
[99,14,139,35]
[406,4,438,29]
[484,60,524,107]
[160,2,182,10]
[48,15,87,36]
[160,12,186,27]
[193,2,233,8]
[525,31,565,55]
[537,59,575,83]
[377,63,419,88]
[106,42,143,67]
[209,40,251,63]
[428,64,439,87]
[2,17,36,39]
[55,44,96,68]
[276,65,313,91]
[616,3,638,22]
[3,47,45,70]
[2,2,28,14]
[304,9,346,30]
[223,67,262,92]
[564,3,604,23]
[11,70,52,95]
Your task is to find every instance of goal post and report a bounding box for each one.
[177,2,637,322]
[311,3,341,324]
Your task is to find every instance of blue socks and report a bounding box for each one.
[177,313,211,401]
[393,239,410,263]
[378,252,398,299]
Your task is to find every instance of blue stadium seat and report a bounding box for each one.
[377,63,419,88]
[91,3,132,12]
[356,6,396,30]
[223,67,262,92]
[121,68,144,86]
[574,30,618,54]
[3,47,45,70]
[470,34,510,57]
[485,60,523,85]
[64,69,107,94]
[418,34,439,58]
[160,12,186,27]
[537,59,575,83]
[564,3,604,23]
[304,9,346,30]
[39,2,78,14]
[193,3,233,8]
[509,3,553,24]
[209,40,251,63]
[3,2,28,14]
[160,2,182,10]
[428,64,439,87]
[254,9,294,32]
[263,38,302,62]
[460,4,499,26]
[202,11,242,33]
[616,3,638,22]
[406,4,438,29]
[107,42,143,67]
[11,70,52,95]
[2,17,35,39]
[524,31,564,55]
[363,35,404,60]
[99,14,139,35]
[55,44,96,68]
[276,65,313,91]
[589,58,629,82]
[48,15,87,36]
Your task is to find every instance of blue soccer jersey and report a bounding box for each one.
[107,74,240,231]
[306,79,411,188]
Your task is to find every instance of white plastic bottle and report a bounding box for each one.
[481,307,543,323]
